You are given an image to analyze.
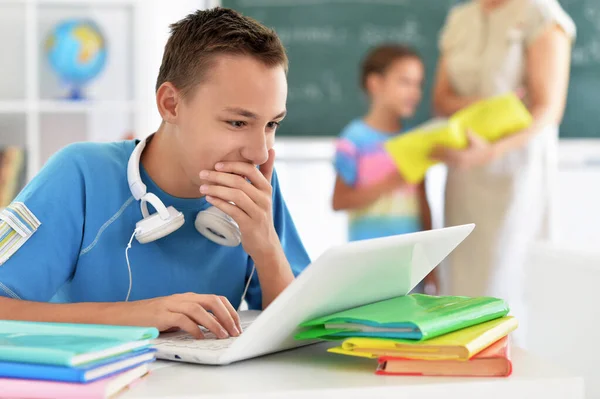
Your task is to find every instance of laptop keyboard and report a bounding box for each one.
[153,320,254,352]
[158,334,237,351]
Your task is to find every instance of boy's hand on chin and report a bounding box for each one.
[199,149,281,262]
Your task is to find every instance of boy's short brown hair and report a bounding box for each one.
[360,44,421,93]
[156,7,288,98]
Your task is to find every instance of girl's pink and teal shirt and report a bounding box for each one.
[334,119,423,242]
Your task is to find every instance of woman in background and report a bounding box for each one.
[432,0,575,345]
[332,44,437,294]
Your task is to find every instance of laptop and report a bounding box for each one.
[152,223,475,365]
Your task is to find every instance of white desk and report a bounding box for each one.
[122,343,584,399]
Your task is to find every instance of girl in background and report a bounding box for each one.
[332,44,437,294]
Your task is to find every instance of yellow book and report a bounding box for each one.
[384,93,533,184]
[383,119,465,184]
[328,316,518,361]
[451,92,533,142]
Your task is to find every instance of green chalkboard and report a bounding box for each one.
[223,0,600,139]
[560,0,600,139]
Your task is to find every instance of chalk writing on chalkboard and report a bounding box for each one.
[572,40,600,66]
[585,3,600,24]
[238,0,410,6]
[275,26,348,45]
[360,20,425,46]
[288,70,343,103]
[572,3,600,66]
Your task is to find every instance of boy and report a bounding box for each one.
[0,8,310,339]
[332,44,437,294]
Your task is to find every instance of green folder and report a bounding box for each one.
[295,294,509,341]
[0,320,159,366]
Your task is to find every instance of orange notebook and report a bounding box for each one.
[376,336,512,377]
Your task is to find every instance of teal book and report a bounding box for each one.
[295,294,509,341]
[0,320,159,366]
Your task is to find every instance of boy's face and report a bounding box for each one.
[375,57,424,119]
[171,55,287,187]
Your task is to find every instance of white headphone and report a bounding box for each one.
[126,136,242,247]
[123,136,255,309]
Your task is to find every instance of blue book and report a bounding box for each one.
[0,320,159,366]
[0,348,156,383]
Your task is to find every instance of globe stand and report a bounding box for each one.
[67,86,85,101]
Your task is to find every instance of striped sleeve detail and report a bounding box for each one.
[334,139,359,186]
[355,151,398,188]
[0,202,41,265]
[335,138,358,157]
[0,281,21,299]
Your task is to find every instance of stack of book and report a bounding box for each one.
[295,294,518,377]
[0,146,26,208]
[0,320,159,398]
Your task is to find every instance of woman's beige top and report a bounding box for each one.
[440,0,576,98]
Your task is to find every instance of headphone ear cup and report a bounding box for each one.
[195,206,241,246]
[135,206,184,244]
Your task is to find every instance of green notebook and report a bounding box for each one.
[295,294,509,341]
[0,320,159,366]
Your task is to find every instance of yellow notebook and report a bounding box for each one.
[451,92,533,142]
[328,316,518,361]
[383,119,465,184]
[384,93,533,184]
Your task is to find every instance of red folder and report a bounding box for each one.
[376,336,512,377]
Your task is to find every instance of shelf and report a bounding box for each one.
[37,0,138,4]
[0,114,27,148]
[0,100,136,114]
[38,100,136,113]
[0,3,26,102]
[0,0,145,182]
[0,101,28,114]
[1,0,138,5]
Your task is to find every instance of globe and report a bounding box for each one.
[45,19,107,100]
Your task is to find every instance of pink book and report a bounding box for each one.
[0,363,149,399]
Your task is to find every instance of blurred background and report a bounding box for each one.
[0,0,598,396]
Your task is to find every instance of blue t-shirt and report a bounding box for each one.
[0,140,310,310]
[334,120,423,242]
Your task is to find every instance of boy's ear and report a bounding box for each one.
[156,82,180,124]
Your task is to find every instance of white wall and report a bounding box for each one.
[273,138,449,260]
[553,140,600,248]
[273,138,346,260]
[137,0,212,139]
[274,138,600,261]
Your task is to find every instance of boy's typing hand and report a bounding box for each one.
[123,293,242,339]
[198,149,282,263]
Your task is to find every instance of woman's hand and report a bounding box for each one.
[431,130,496,170]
